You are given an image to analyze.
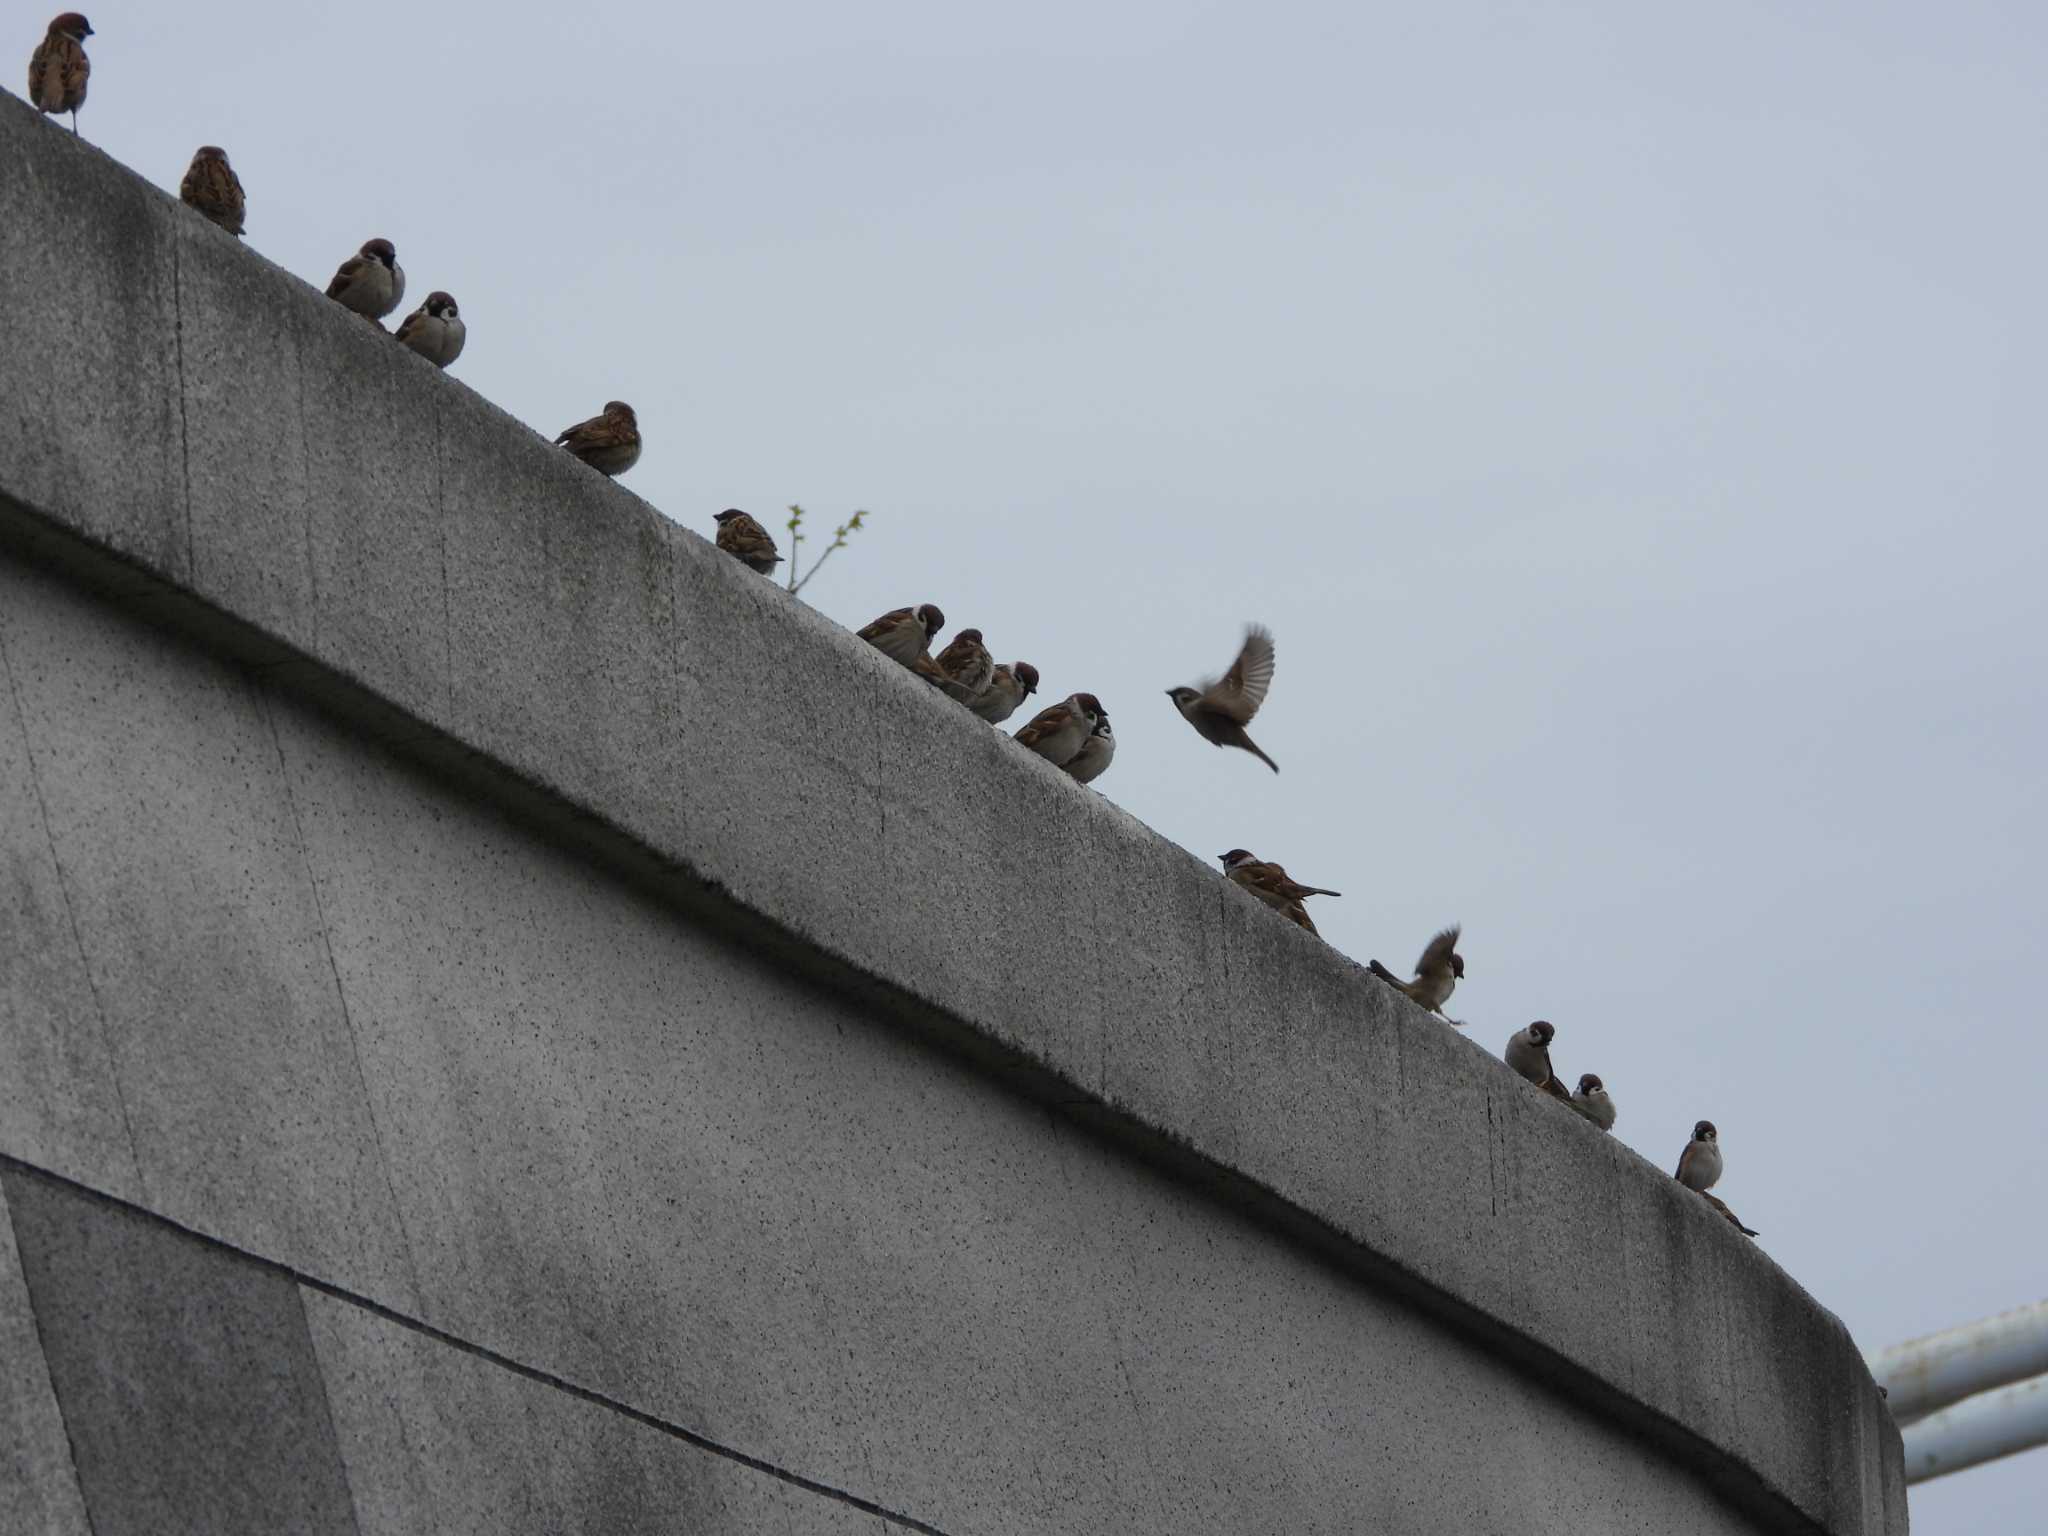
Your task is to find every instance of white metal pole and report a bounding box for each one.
[1901,1374,2048,1485]
[1868,1299,2048,1424]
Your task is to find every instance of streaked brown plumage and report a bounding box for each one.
[1700,1191,1758,1238]
[931,628,994,703]
[858,604,946,668]
[1014,693,1103,767]
[1166,624,1279,772]
[1218,849,1341,913]
[554,400,641,476]
[395,292,466,368]
[1367,925,1464,1018]
[326,238,405,323]
[179,146,245,236]
[28,13,91,132]
[968,662,1038,724]
[713,509,781,574]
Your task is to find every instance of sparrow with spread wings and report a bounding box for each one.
[1367,926,1465,1020]
[1166,624,1278,772]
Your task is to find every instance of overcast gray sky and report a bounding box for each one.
[78,0,2048,1525]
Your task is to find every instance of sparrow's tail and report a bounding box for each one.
[1299,886,1342,899]
[1367,959,1401,986]
[1241,731,1280,773]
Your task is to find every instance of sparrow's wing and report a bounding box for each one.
[395,307,428,345]
[27,42,48,109]
[1674,1143,1695,1182]
[1414,924,1460,977]
[326,255,371,300]
[1197,625,1276,724]
[1014,704,1070,747]
[857,607,914,643]
[65,38,88,101]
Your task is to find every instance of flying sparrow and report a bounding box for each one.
[968,662,1039,724]
[1065,713,1115,784]
[712,509,782,574]
[1674,1121,1723,1192]
[1700,1191,1758,1238]
[395,291,466,368]
[1367,926,1464,1018]
[1217,849,1341,911]
[326,238,406,325]
[1504,1021,1572,1100]
[178,146,244,236]
[858,604,946,668]
[28,13,91,134]
[1014,693,1103,767]
[1166,624,1279,772]
[554,401,641,477]
[930,628,995,704]
[1570,1073,1616,1131]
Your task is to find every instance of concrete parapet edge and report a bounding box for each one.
[0,93,1902,1536]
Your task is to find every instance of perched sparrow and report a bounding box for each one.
[1570,1073,1616,1132]
[1367,926,1465,1018]
[1217,849,1341,912]
[712,509,782,574]
[554,401,641,477]
[1167,624,1279,773]
[1504,1021,1572,1100]
[931,628,995,704]
[326,238,406,324]
[28,13,91,134]
[179,146,244,236]
[1701,1191,1758,1238]
[858,604,946,668]
[1014,693,1103,767]
[968,662,1039,725]
[1065,713,1115,784]
[1674,1121,1723,1192]
[395,291,466,368]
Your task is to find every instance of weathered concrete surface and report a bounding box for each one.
[0,1176,91,1536]
[0,92,1903,1534]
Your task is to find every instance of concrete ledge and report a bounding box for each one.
[0,93,1901,1534]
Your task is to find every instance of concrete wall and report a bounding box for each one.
[0,93,1903,1534]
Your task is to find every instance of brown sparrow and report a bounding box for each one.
[858,604,946,668]
[28,13,91,134]
[968,662,1039,724]
[1570,1073,1616,1131]
[179,146,244,236]
[1014,693,1103,766]
[1217,849,1341,912]
[395,292,465,368]
[554,401,641,476]
[1166,624,1279,772]
[1367,926,1464,1019]
[712,509,782,574]
[1504,1021,1572,1100]
[1700,1191,1758,1238]
[1674,1121,1723,1192]
[326,238,406,324]
[1065,712,1115,784]
[931,628,995,704]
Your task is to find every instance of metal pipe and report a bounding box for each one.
[1867,1298,2048,1424]
[1902,1374,2048,1484]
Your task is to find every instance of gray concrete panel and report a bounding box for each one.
[0,560,419,1310]
[0,1174,92,1536]
[302,1287,891,1535]
[0,101,186,582]
[0,96,1903,1535]
[0,615,143,1200]
[0,1167,358,1536]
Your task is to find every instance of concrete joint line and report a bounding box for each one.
[0,1155,957,1536]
